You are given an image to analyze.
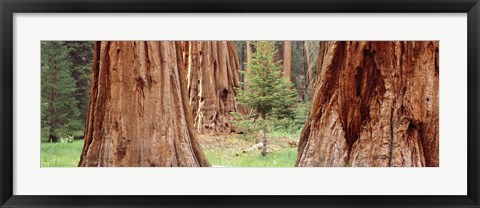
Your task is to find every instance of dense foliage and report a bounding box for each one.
[234,41,299,156]
[41,41,93,142]
[237,41,297,120]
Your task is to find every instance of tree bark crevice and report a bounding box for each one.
[79,41,210,167]
[184,41,241,135]
[296,41,439,167]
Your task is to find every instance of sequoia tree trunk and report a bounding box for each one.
[309,41,327,94]
[184,41,241,135]
[283,41,292,80]
[296,41,439,167]
[79,41,210,167]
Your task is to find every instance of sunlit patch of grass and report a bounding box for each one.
[41,140,83,167]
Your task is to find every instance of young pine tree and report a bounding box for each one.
[41,41,82,142]
[237,41,297,120]
[236,41,297,156]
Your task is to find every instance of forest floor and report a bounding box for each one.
[200,131,300,167]
[40,130,301,167]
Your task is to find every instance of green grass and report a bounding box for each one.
[40,132,300,167]
[41,140,83,167]
[204,148,298,167]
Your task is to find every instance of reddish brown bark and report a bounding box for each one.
[283,41,292,80]
[305,41,312,92]
[79,41,210,167]
[184,41,241,135]
[296,41,439,167]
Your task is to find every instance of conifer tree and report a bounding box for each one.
[78,41,210,167]
[41,41,81,142]
[237,41,296,120]
[64,41,93,128]
[296,41,439,167]
[236,41,297,156]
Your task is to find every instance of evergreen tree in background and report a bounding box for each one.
[41,42,82,142]
[237,41,297,120]
[236,41,297,156]
[63,41,93,127]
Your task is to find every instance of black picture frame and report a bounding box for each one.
[1,0,479,207]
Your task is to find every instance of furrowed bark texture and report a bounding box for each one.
[305,41,313,93]
[296,41,439,167]
[184,41,241,135]
[283,41,292,80]
[79,41,210,167]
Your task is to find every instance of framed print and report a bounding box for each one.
[1,0,479,207]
